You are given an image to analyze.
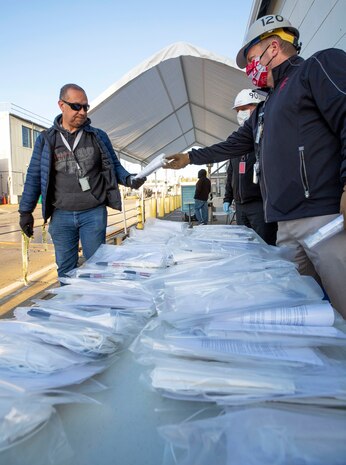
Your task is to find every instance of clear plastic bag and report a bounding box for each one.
[0,401,73,465]
[159,405,346,465]
[0,389,103,463]
[132,322,325,367]
[157,275,324,315]
[67,265,155,281]
[0,319,123,358]
[135,347,346,405]
[86,243,174,268]
[47,279,154,311]
[0,332,96,375]
[303,214,344,248]
[161,300,338,329]
[16,301,148,326]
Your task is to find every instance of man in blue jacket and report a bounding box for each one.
[164,16,346,318]
[19,83,145,279]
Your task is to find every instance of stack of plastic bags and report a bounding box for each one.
[66,242,174,281]
[2,217,345,463]
[0,232,163,461]
[129,222,346,407]
[123,219,346,463]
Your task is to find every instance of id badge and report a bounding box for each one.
[239,161,246,174]
[255,123,263,144]
[79,176,91,191]
[253,163,259,184]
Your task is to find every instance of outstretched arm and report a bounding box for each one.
[163,119,255,170]
[164,152,190,170]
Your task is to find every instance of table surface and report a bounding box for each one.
[3,349,219,465]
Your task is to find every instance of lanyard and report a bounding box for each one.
[253,92,271,183]
[60,130,83,174]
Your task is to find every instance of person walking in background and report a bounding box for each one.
[19,83,146,279]
[164,15,346,318]
[223,89,277,245]
[194,169,211,225]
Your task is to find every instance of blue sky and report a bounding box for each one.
[0,0,253,122]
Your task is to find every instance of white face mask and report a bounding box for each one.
[237,109,251,126]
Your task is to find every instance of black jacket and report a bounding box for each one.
[189,49,346,222]
[194,176,211,201]
[223,152,262,204]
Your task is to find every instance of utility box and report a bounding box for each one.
[180,182,196,221]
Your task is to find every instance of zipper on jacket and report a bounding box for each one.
[299,146,310,198]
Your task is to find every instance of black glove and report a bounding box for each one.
[126,174,147,190]
[19,211,34,237]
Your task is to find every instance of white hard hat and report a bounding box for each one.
[233,89,262,109]
[236,15,300,68]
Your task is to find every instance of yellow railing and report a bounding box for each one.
[106,192,182,241]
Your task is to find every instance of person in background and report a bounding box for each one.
[194,168,211,225]
[19,83,146,279]
[163,15,346,318]
[223,89,277,245]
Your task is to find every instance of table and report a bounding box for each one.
[3,350,219,465]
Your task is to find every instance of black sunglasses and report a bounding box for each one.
[62,100,90,112]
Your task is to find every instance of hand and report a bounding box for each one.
[223,202,230,213]
[163,153,190,169]
[126,175,147,190]
[19,211,34,237]
[340,186,346,229]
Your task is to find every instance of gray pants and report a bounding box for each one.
[277,214,346,319]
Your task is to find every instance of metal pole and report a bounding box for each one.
[120,186,128,234]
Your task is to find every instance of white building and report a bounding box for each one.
[0,103,51,204]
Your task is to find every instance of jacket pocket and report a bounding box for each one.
[101,168,122,211]
[299,146,310,199]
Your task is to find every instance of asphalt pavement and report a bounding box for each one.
[0,200,138,315]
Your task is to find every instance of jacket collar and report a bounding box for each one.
[52,114,93,133]
[271,54,304,87]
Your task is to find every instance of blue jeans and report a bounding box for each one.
[48,205,107,278]
[194,199,208,224]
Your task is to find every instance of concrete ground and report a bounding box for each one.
[0,201,138,316]
[0,204,57,316]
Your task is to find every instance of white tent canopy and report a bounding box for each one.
[89,42,249,165]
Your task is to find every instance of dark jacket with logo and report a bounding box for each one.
[19,117,130,221]
[223,151,262,205]
[189,49,346,222]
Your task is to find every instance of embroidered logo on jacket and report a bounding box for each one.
[279,77,289,92]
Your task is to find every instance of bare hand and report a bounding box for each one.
[163,153,190,170]
[340,186,346,230]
